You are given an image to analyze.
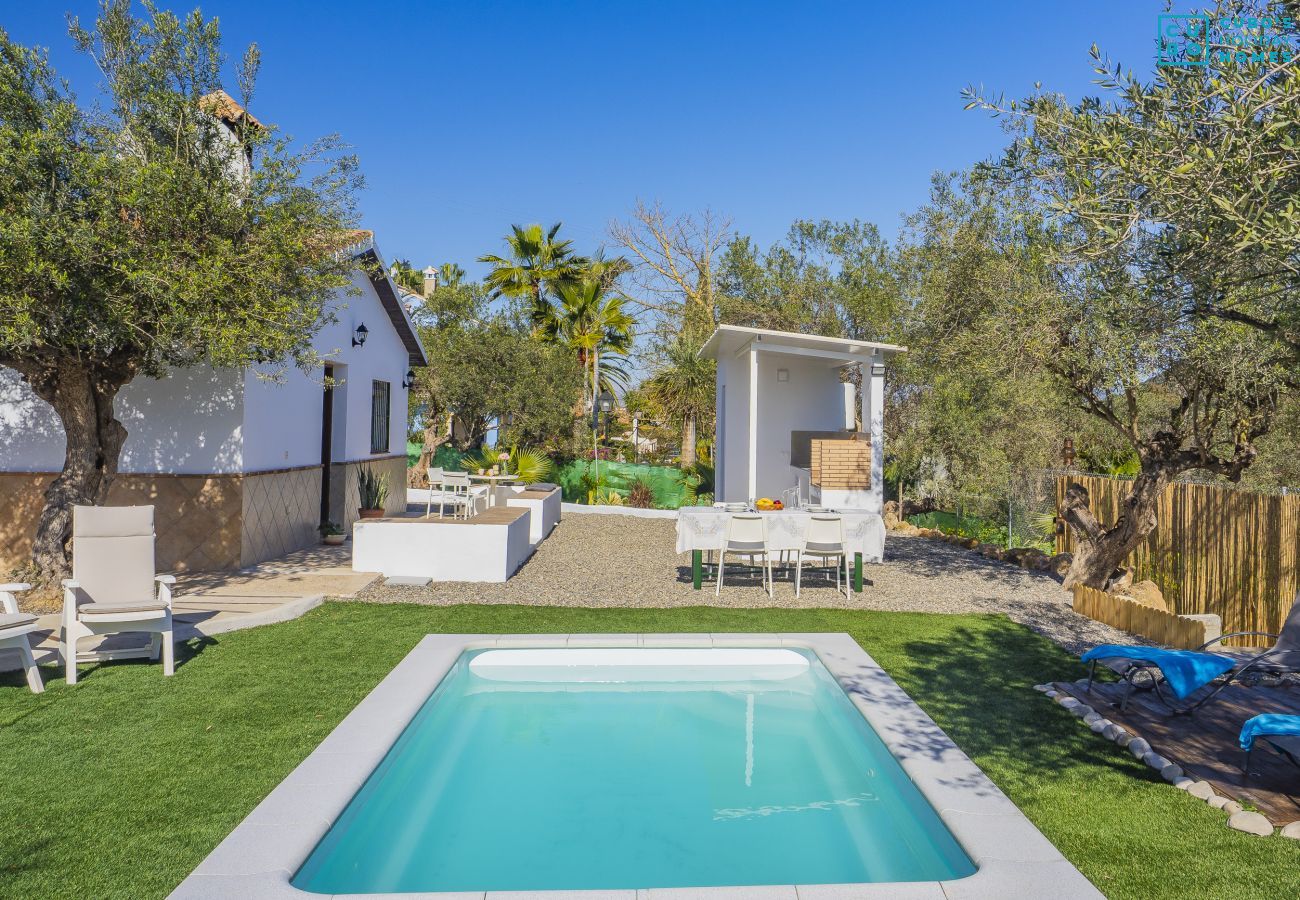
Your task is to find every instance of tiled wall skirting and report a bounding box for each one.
[0,456,407,574]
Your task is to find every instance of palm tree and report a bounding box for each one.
[438,262,466,289]
[534,276,635,400]
[478,223,583,313]
[644,339,714,467]
[389,258,423,293]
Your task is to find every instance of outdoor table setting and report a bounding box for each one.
[467,472,521,508]
[676,505,886,592]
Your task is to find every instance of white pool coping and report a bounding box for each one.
[168,634,1102,900]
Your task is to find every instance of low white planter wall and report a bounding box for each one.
[506,489,562,545]
[352,513,533,582]
[560,502,679,519]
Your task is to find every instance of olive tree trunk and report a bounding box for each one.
[11,356,137,583]
[1058,466,1167,591]
[409,412,452,488]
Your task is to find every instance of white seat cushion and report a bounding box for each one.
[79,600,168,617]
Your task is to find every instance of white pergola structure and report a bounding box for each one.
[699,325,906,511]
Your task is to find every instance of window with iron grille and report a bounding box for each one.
[370,380,391,454]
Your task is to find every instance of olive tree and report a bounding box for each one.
[0,1,361,581]
[959,0,1300,588]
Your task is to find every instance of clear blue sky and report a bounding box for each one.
[5,1,1165,277]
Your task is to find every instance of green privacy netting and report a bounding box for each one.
[556,459,700,509]
[408,445,701,509]
[407,442,476,471]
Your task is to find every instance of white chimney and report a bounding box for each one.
[422,266,438,298]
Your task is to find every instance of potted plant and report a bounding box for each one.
[357,466,390,519]
[320,522,346,545]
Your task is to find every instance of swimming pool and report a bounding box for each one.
[170,634,1101,899]
[293,647,974,893]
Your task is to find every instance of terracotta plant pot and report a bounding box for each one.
[358,508,385,519]
[322,533,346,545]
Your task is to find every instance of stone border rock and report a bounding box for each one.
[1033,682,1291,839]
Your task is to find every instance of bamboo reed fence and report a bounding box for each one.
[1055,474,1299,639]
[1071,585,1216,650]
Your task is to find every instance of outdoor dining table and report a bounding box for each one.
[675,507,886,592]
[467,473,520,508]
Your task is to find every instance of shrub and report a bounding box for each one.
[627,478,657,509]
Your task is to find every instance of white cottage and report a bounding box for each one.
[0,237,425,574]
[699,325,906,513]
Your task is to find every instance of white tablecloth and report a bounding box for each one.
[675,508,885,562]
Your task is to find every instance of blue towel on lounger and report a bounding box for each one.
[1080,645,1235,699]
[1239,714,1300,751]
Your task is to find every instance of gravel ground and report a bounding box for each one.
[355,513,1130,653]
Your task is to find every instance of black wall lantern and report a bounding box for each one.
[401,369,416,389]
[352,323,369,348]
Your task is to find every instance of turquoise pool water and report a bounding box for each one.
[292,648,975,893]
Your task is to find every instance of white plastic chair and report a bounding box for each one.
[0,582,42,693]
[441,471,486,520]
[796,515,850,599]
[423,467,445,518]
[716,514,772,598]
[60,505,175,685]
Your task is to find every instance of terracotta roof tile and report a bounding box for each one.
[198,89,264,130]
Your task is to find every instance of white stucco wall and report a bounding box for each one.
[0,364,245,475]
[754,354,845,500]
[716,352,747,502]
[240,271,410,472]
[0,269,412,476]
[714,351,860,503]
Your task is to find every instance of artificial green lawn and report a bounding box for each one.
[2,603,1298,899]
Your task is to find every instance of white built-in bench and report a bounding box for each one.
[506,486,562,546]
[352,506,533,582]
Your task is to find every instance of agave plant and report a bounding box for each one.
[357,466,390,510]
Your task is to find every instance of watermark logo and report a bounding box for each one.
[1157,12,1298,67]
[1158,14,1211,66]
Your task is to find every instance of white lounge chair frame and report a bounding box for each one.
[60,505,175,685]
[0,582,43,693]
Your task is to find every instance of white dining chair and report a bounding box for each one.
[796,515,851,599]
[717,514,772,598]
[423,467,445,518]
[441,471,486,520]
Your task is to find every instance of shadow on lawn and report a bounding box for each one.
[0,634,217,694]
[880,618,1157,785]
